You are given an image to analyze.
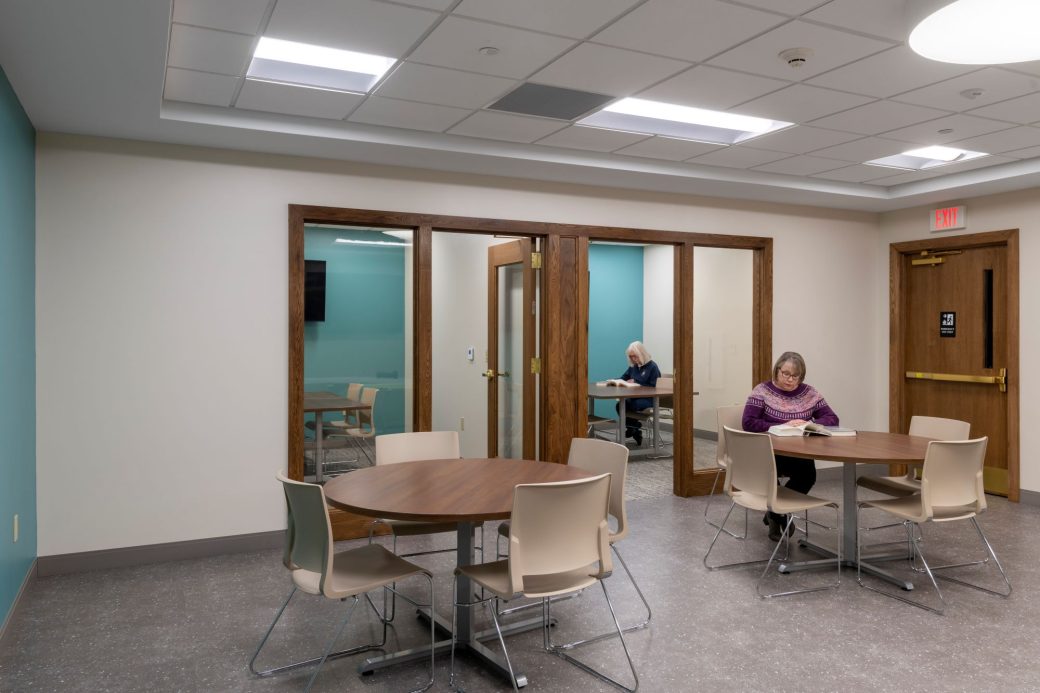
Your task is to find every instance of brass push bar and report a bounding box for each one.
[905,367,1006,392]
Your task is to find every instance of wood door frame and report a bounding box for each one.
[289,205,773,516]
[487,239,535,459]
[889,229,1020,501]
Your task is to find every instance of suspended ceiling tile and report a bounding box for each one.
[752,154,846,175]
[172,0,270,35]
[163,67,240,107]
[737,84,873,124]
[592,0,786,63]
[810,164,894,183]
[867,169,936,185]
[967,92,1040,126]
[809,100,948,136]
[531,43,689,97]
[167,24,254,76]
[807,46,976,99]
[234,79,365,119]
[392,0,456,10]
[613,136,723,161]
[639,65,789,111]
[265,0,440,57]
[748,125,860,154]
[375,62,515,109]
[1006,144,1040,159]
[348,96,471,132]
[688,146,791,169]
[454,0,641,40]
[999,61,1040,78]
[708,20,894,82]
[731,0,829,15]
[448,110,568,143]
[881,113,1014,145]
[804,0,909,41]
[809,136,910,163]
[949,126,1040,155]
[893,68,1040,112]
[934,154,1016,173]
[534,125,649,152]
[409,16,576,79]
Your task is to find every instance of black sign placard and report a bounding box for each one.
[940,311,956,337]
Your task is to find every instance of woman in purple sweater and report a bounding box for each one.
[741,351,839,541]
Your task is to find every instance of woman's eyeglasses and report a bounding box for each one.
[778,370,800,381]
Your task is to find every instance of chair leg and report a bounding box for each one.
[450,574,520,693]
[304,596,359,692]
[756,505,841,599]
[704,502,785,571]
[857,519,947,615]
[925,517,1012,598]
[703,468,747,540]
[545,581,639,692]
[250,588,388,679]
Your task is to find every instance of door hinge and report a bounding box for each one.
[531,252,542,269]
[530,357,541,374]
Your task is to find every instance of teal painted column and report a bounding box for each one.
[0,65,37,627]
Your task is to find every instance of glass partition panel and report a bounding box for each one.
[497,262,525,457]
[302,224,413,480]
[693,246,754,471]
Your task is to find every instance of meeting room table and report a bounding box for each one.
[323,457,594,688]
[587,382,674,454]
[770,430,933,590]
[303,391,369,483]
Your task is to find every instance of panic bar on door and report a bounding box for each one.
[905,368,1006,392]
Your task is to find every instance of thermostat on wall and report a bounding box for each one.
[466,346,475,361]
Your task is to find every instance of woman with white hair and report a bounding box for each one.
[616,341,661,445]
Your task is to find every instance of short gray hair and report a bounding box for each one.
[772,351,806,382]
[626,341,652,366]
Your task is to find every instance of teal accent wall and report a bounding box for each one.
[303,227,406,434]
[588,245,643,418]
[0,65,37,626]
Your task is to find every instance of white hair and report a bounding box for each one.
[626,341,652,366]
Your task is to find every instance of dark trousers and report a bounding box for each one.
[616,398,653,431]
[775,454,817,494]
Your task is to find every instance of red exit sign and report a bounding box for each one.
[930,205,966,232]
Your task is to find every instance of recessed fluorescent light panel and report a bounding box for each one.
[335,238,411,247]
[910,0,1040,65]
[865,145,988,171]
[577,97,792,145]
[247,37,396,93]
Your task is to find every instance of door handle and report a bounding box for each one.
[482,370,511,379]
[905,368,1006,392]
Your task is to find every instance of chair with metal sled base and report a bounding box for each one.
[249,473,435,692]
[703,405,749,540]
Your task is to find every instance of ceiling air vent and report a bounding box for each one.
[487,83,615,121]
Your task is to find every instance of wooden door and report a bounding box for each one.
[486,239,536,459]
[892,231,1019,498]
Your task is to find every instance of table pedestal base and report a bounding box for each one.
[778,539,915,591]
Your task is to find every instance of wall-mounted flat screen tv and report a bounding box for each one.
[305,259,326,322]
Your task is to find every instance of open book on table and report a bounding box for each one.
[596,379,639,388]
[768,422,857,437]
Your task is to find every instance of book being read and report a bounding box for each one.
[768,422,857,437]
[596,379,639,388]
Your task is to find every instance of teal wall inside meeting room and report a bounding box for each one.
[588,244,643,419]
[303,227,406,435]
[0,65,37,627]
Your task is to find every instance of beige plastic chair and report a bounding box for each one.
[704,426,841,599]
[857,416,971,497]
[342,381,364,428]
[370,431,475,620]
[856,437,1011,614]
[328,386,378,464]
[633,374,673,447]
[450,474,638,693]
[250,473,434,692]
[704,405,748,539]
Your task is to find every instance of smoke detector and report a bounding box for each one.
[960,88,985,100]
[778,47,814,68]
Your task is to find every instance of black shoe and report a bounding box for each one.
[766,513,785,542]
[633,430,643,446]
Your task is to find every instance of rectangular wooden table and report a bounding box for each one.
[323,457,594,688]
[303,391,368,483]
[770,431,933,590]
[587,383,673,454]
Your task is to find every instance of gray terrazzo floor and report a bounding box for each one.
[2,476,1039,692]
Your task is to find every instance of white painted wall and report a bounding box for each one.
[36,133,884,555]
[693,247,754,433]
[642,245,673,374]
[879,188,1040,493]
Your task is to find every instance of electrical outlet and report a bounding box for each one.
[460,417,465,431]
[13,514,18,543]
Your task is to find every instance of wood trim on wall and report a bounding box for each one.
[415,225,432,432]
[889,229,1020,502]
[675,243,695,496]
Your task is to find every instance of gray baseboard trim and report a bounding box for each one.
[37,530,285,577]
[0,558,37,649]
[693,428,718,442]
[1019,489,1040,507]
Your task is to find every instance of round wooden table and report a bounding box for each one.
[769,431,933,590]
[323,458,594,687]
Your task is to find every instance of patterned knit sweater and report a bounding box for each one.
[741,381,839,433]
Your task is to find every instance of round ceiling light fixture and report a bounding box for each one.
[478,46,500,56]
[909,0,1040,64]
